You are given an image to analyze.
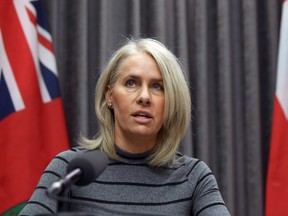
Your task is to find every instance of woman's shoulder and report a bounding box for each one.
[55,146,87,160]
[45,147,88,171]
[172,152,212,174]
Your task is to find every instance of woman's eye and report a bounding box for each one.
[152,83,164,91]
[125,79,137,87]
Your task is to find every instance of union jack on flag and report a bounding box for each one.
[0,0,60,120]
[0,0,69,214]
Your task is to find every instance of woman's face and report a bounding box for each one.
[106,53,165,150]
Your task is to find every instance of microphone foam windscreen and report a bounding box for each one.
[67,150,109,186]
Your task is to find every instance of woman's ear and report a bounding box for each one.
[105,85,113,108]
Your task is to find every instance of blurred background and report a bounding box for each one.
[44,0,282,215]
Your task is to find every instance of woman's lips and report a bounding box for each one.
[132,111,153,123]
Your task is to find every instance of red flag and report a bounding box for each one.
[266,0,288,215]
[0,0,69,214]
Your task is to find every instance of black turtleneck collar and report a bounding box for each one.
[115,145,153,160]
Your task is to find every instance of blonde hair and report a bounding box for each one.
[81,38,191,167]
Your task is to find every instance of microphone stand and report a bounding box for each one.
[43,169,91,215]
[49,169,82,213]
[56,188,70,213]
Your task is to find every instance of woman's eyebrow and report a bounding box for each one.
[124,74,163,82]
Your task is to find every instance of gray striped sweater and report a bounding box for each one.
[19,147,230,216]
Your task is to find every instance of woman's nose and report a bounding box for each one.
[137,86,151,105]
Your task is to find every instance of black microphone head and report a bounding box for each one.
[67,150,109,186]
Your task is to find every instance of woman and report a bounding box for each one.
[20,38,230,215]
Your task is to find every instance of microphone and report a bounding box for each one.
[47,150,109,195]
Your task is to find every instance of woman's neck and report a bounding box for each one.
[114,133,157,154]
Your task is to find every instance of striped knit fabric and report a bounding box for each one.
[19,147,230,216]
